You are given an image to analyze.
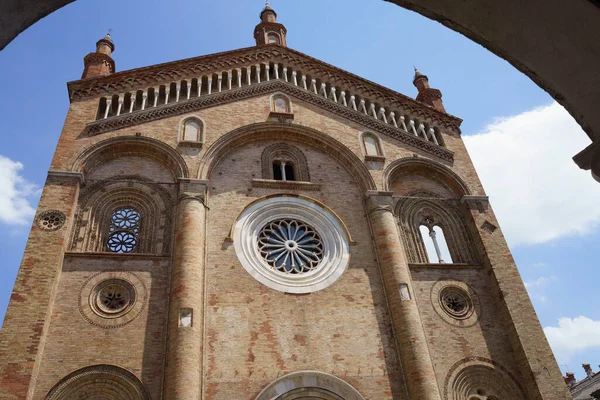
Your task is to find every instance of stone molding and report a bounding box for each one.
[232,196,351,294]
[460,195,490,212]
[47,170,85,184]
[44,364,150,400]
[67,45,462,132]
[255,370,366,400]
[252,178,321,191]
[81,81,454,162]
[443,357,526,400]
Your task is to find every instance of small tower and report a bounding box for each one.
[254,2,287,47]
[81,32,115,79]
[413,68,446,113]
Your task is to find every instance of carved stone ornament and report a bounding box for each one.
[36,210,66,231]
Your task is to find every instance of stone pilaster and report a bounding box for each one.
[164,179,208,400]
[366,191,442,400]
[0,171,82,400]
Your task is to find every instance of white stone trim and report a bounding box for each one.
[358,130,386,159]
[255,370,366,400]
[177,114,206,144]
[270,92,294,113]
[233,197,350,294]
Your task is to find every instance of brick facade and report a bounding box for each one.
[0,6,570,400]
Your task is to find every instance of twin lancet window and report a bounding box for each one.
[419,218,453,264]
[272,160,296,181]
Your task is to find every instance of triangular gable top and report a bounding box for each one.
[69,45,459,162]
[68,44,462,131]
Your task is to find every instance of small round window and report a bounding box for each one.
[234,197,350,293]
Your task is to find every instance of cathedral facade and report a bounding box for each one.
[0,5,570,400]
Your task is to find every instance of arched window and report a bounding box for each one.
[179,116,205,146]
[183,120,200,141]
[271,94,292,113]
[107,207,141,253]
[419,222,453,263]
[361,132,384,157]
[261,143,310,182]
[267,32,280,44]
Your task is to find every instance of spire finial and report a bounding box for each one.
[108,28,112,35]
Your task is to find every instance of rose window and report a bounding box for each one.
[36,210,66,231]
[107,208,140,253]
[258,219,323,274]
[89,278,136,319]
[440,286,472,319]
[96,282,132,314]
[233,197,350,293]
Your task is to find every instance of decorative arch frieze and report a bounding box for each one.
[198,122,377,192]
[443,357,527,400]
[71,135,189,180]
[396,195,479,264]
[44,364,150,400]
[261,143,310,181]
[69,176,174,254]
[255,371,366,400]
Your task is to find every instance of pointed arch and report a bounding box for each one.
[255,371,366,400]
[71,135,189,180]
[197,122,376,192]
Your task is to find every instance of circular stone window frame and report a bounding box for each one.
[79,271,147,329]
[233,196,351,294]
[431,280,481,327]
[36,210,66,231]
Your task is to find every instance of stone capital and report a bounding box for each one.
[460,195,490,212]
[365,190,394,215]
[178,178,209,205]
[47,170,85,184]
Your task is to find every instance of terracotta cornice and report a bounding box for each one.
[82,80,454,162]
[67,45,462,132]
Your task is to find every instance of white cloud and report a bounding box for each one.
[0,155,39,225]
[464,102,600,247]
[524,276,557,288]
[544,316,600,364]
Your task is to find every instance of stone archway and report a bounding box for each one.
[2,0,600,178]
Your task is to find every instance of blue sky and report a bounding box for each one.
[1,0,599,380]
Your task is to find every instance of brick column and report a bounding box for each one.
[165,179,208,400]
[0,171,81,400]
[366,191,442,400]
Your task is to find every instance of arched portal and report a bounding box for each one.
[44,365,151,400]
[255,371,366,400]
